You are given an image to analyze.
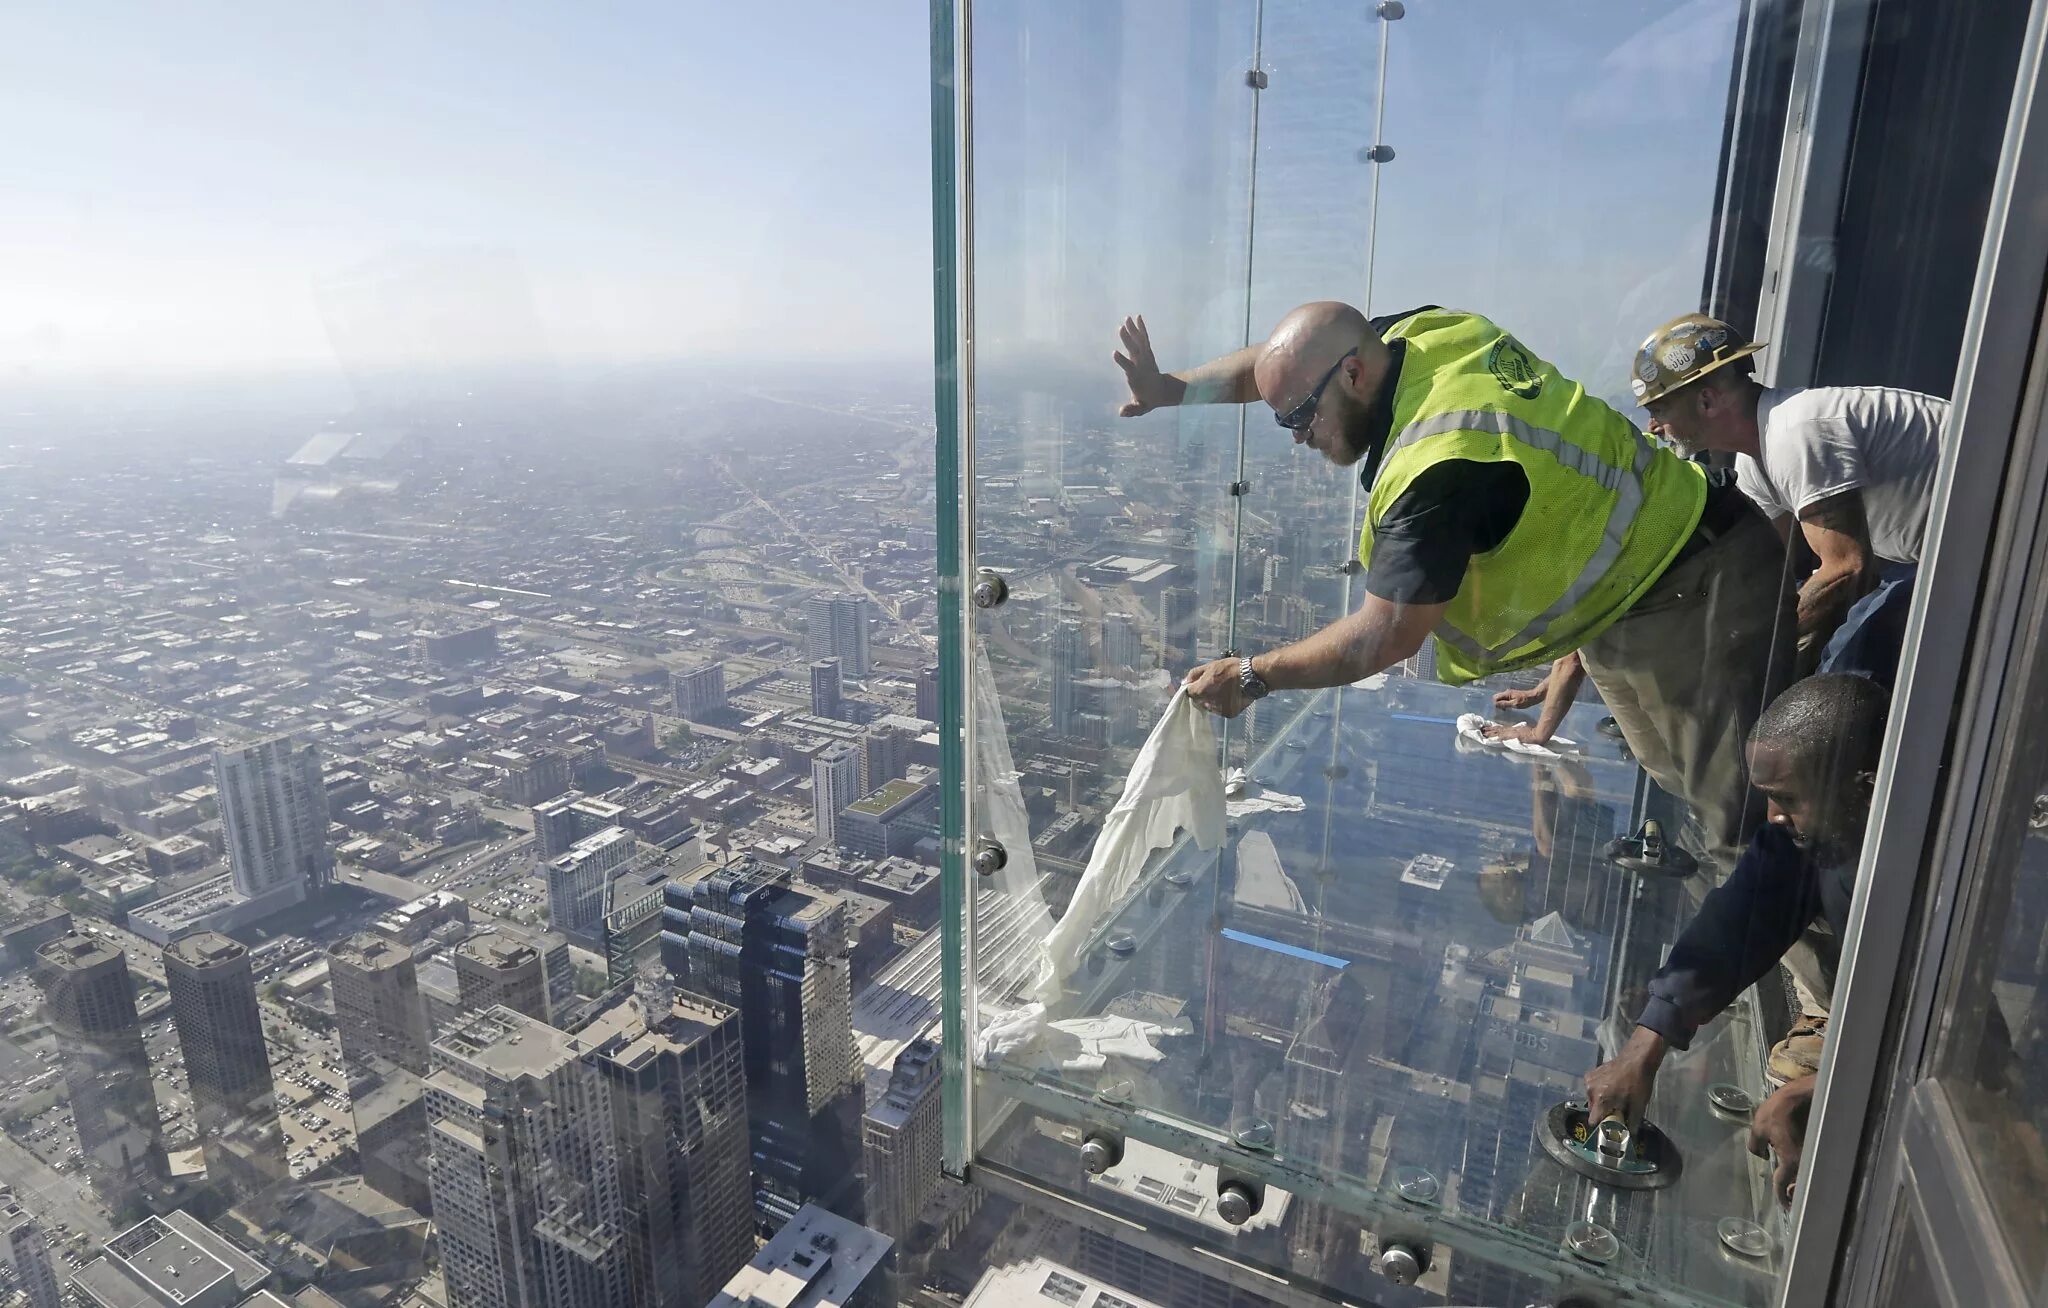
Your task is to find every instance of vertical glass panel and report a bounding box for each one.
[1873,1204,1942,1306]
[1929,515,2048,1289]
[946,0,2040,1302]
[956,3,1822,1306]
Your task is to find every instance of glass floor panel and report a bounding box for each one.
[970,677,1782,1306]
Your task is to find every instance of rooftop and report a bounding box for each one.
[456,937,538,972]
[1086,1137,1291,1237]
[963,1258,1165,1308]
[165,931,245,971]
[709,1204,891,1308]
[36,932,123,971]
[329,933,413,973]
[83,1212,270,1308]
[843,778,927,818]
[550,824,635,868]
[432,1005,578,1080]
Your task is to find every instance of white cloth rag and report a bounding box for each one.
[1227,790,1307,819]
[1454,712,1576,761]
[1031,688,1224,999]
[975,1002,1183,1071]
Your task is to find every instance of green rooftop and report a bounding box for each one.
[845,777,928,817]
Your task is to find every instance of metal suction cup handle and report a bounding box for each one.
[1595,1113,1633,1166]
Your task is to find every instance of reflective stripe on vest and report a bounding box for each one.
[1383,407,1657,661]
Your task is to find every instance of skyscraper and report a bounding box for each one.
[34,933,164,1209]
[426,1006,626,1308]
[805,593,872,677]
[861,1039,944,1293]
[679,860,861,1227]
[1102,612,1143,669]
[1158,585,1197,669]
[163,932,287,1198]
[1262,551,1298,596]
[546,825,635,943]
[589,993,756,1308]
[1279,594,1317,644]
[914,663,940,723]
[453,935,551,1023]
[860,723,909,795]
[812,744,862,849]
[329,933,433,1212]
[533,794,628,859]
[1050,620,1085,738]
[810,657,844,721]
[330,933,431,1074]
[538,931,578,1026]
[671,662,727,723]
[214,733,333,902]
[0,1200,61,1308]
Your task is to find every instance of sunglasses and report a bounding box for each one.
[1275,348,1358,431]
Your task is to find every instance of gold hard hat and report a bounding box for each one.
[1630,313,1765,406]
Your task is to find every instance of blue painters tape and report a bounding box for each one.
[1220,927,1348,969]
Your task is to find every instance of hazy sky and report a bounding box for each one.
[0,2,935,378]
[971,0,1739,403]
[2,1,1734,398]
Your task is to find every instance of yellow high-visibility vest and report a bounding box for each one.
[1359,308,1706,683]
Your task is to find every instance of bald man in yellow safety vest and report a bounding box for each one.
[1118,302,1795,872]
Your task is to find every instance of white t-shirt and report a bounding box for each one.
[1737,385,1949,563]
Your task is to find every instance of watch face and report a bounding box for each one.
[1239,660,1269,699]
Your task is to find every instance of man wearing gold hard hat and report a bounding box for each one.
[1634,312,1945,678]
[1117,302,1794,874]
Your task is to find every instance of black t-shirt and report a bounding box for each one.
[1349,304,1531,607]
[1365,461,1530,606]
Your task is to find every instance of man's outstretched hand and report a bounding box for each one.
[1749,1073,1817,1207]
[1114,316,1186,417]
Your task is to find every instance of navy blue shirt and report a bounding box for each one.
[1635,824,1857,1050]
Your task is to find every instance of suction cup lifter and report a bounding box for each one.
[1604,818,1700,879]
[1537,1100,1685,1191]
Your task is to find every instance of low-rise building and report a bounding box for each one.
[70,1212,272,1308]
[708,1204,892,1308]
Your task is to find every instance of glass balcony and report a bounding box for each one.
[933,1,2048,1304]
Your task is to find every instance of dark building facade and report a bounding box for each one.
[34,934,165,1211]
[590,992,757,1308]
[673,858,862,1228]
[164,932,288,1198]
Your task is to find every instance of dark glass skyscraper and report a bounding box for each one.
[675,858,861,1228]
[164,932,288,1200]
[34,934,164,1212]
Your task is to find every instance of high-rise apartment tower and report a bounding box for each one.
[214,734,333,901]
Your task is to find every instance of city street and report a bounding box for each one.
[0,1131,108,1240]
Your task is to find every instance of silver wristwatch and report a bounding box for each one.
[1238,655,1270,701]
